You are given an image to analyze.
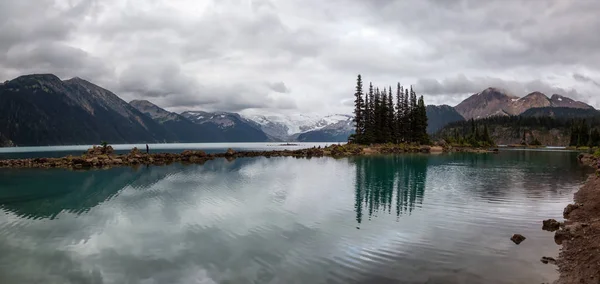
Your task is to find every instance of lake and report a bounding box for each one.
[0,149,590,283]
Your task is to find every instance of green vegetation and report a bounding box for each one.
[440,114,600,147]
[351,75,429,145]
[569,119,600,147]
[529,138,543,146]
[442,119,495,147]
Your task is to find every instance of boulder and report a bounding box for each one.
[130,147,141,155]
[542,219,561,232]
[510,234,526,245]
[554,229,572,245]
[226,148,236,156]
[563,203,581,218]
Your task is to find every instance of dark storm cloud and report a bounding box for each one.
[573,73,600,88]
[4,42,112,80]
[267,82,290,93]
[0,0,599,113]
[353,0,600,69]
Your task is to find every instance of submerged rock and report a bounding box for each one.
[511,234,526,245]
[541,256,557,264]
[543,219,561,232]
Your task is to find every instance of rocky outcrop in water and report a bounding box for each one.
[510,234,526,245]
[0,144,461,169]
[542,219,562,232]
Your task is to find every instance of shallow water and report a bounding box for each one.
[0,150,590,283]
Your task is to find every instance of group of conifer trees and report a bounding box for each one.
[569,119,600,147]
[351,74,429,145]
[443,119,495,147]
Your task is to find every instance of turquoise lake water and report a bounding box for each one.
[0,149,590,283]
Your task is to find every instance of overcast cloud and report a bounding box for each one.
[1,0,599,114]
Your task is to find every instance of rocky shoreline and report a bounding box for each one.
[551,153,600,284]
[0,143,490,169]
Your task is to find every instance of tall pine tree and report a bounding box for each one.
[409,86,418,142]
[403,88,410,142]
[395,83,404,143]
[416,95,429,144]
[386,86,394,143]
[374,88,382,143]
[352,75,365,143]
[366,82,375,143]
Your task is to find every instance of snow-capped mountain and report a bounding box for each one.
[243,114,354,141]
[182,111,254,128]
[180,111,269,142]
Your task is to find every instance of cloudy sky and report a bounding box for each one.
[1,0,599,115]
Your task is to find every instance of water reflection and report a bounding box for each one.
[0,159,258,220]
[352,155,427,225]
[0,152,592,284]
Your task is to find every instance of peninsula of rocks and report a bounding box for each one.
[0,144,469,169]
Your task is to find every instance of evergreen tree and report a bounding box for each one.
[403,88,411,142]
[395,83,404,143]
[387,86,394,142]
[352,74,365,142]
[374,88,382,143]
[415,95,429,144]
[364,85,370,142]
[579,120,590,147]
[409,86,418,142]
[482,125,492,144]
[366,83,375,143]
[591,128,600,147]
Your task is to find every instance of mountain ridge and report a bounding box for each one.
[0,73,597,146]
[455,88,594,120]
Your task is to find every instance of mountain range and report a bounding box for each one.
[0,74,353,146]
[0,74,596,146]
[454,87,594,120]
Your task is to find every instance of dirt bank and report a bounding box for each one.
[554,154,600,284]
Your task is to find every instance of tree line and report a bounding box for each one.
[351,75,429,145]
[438,114,600,147]
[443,119,495,147]
[569,119,600,147]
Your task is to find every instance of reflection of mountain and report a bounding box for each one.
[0,158,262,219]
[0,166,179,219]
[352,155,428,225]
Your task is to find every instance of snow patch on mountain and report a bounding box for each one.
[244,113,353,136]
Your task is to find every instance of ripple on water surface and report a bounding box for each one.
[0,150,590,284]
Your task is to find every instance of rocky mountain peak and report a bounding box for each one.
[5,74,65,93]
[456,87,594,119]
[479,87,516,100]
[130,100,180,122]
[15,73,62,82]
[522,91,549,101]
